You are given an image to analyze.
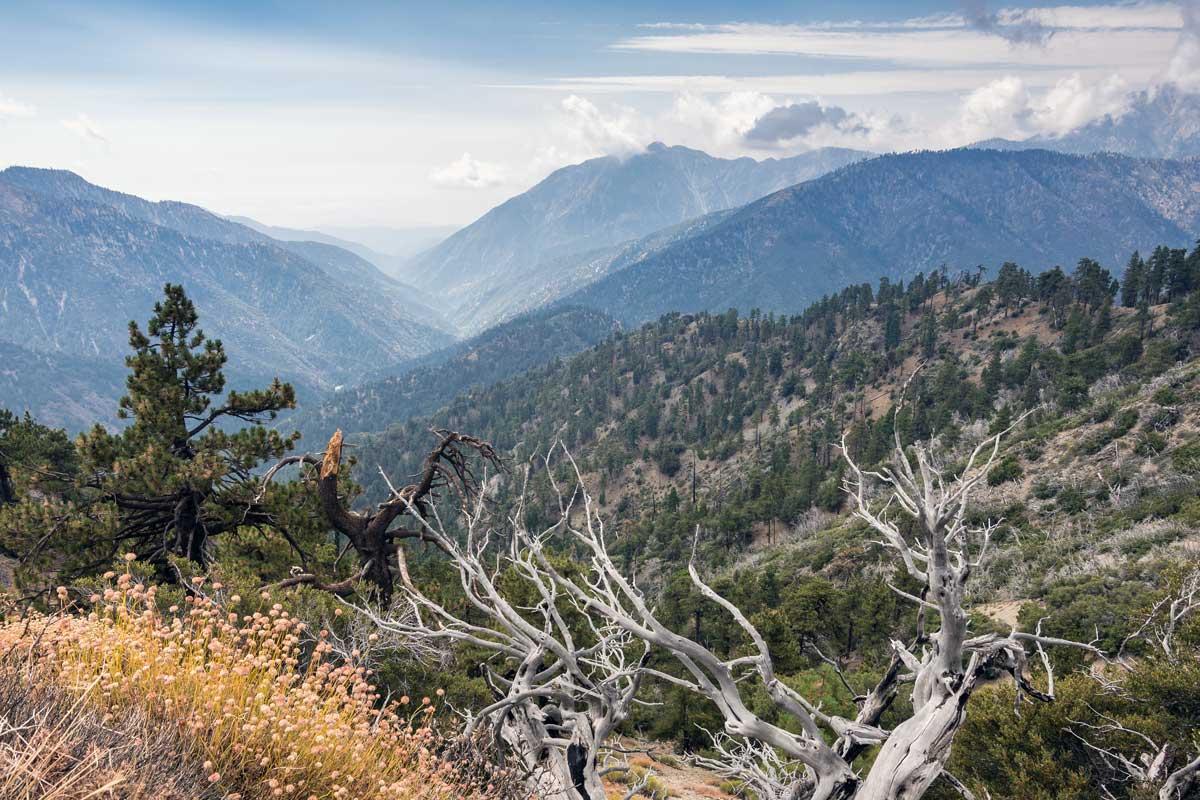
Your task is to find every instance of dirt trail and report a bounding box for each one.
[975,599,1030,628]
[601,739,733,799]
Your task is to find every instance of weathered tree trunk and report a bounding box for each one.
[174,490,206,563]
[0,461,15,505]
[1160,753,1200,800]
[853,686,971,800]
[499,708,576,800]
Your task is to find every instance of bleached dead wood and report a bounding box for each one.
[523,392,1100,799]
[1074,567,1200,800]
[351,465,646,800]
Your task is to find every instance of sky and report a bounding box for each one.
[0,1,1197,230]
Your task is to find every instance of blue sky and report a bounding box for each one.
[1,1,1196,229]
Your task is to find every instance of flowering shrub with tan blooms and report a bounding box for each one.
[0,560,519,800]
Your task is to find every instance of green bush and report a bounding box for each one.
[1138,339,1183,377]
[1031,480,1058,500]
[1057,487,1087,514]
[1055,375,1091,411]
[1088,402,1115,424]
[1134,432,1167,457]
[1172,440,1200,475]
[1145,407,1181,431]
[1112,408,1139,434]
[1152,386,1181,406]
[1080,408,1140,455]
[987,456,1023,486]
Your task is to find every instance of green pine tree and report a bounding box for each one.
[76,284,300,570]
[1121,251,1144,308]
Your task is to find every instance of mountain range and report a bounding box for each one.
[0,167,454,430]
[560,148,1200,325]
[404,143,871,332]
[5,138,1200,434]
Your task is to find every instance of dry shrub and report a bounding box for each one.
[0,663,217,799]
[0,566,520,800]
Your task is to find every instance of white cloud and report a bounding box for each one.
[61,113,107,142]
[0,93,35,118]
[950,75,1034,142]
[944,72,1132,144]
[1034,73,1129,135]
[609,4,1182,80]
[1010,3,1181,30]
[667,91,777,151]
[1163,0,1200,91]
[499,67,1149,97]
[557,95,646,157]
[429,153,507,189]
[522,95,651,177]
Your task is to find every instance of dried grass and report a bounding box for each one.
[0,564,519,800]
[0,664,216,799]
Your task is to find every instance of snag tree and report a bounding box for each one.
[352,467,647,800]
[262,427,500,604]
[523,404,1101,800]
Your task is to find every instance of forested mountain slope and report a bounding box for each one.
[0,341,124,431]
[352,243,1200,578]
[288,306,620,441]
[406,143,870,331]
[561,149,1200,326]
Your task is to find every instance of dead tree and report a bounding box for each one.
[261,428,499,603]
[1067,712,1200,800]
[530,406,1100,800]
[687,730,812,800]
[1071,566,1200,800]
[353,467,647,800]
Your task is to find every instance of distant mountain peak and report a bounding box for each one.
[405,143,873,333]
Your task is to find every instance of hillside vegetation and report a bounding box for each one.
[0,568,518,799]
[4,242,1200,800]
